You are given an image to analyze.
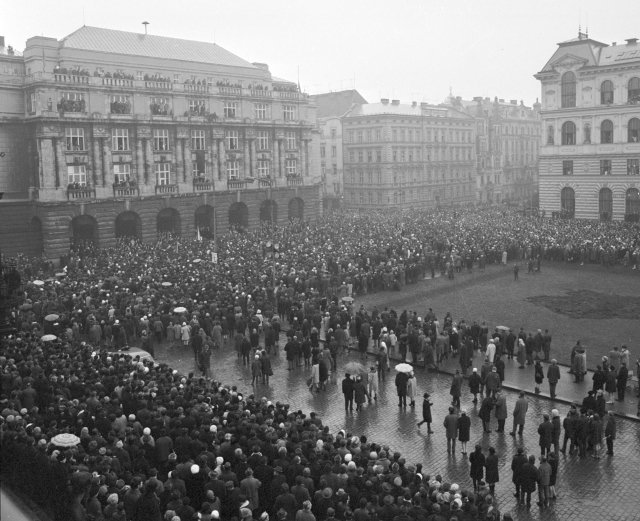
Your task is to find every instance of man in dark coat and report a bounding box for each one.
[479,395,493,433]
[510,391,528,436]
[468,368,482,404]
[450,370,463,409]
[484,446,500,496]
[546,359,561,399]
[457,409,471,455]
[395,370,409,408]
[342,374,354,412]
[443,407,459,454]
[521,455,539,507]
[538,414,553,457]
[417,392,434,433]
[511,447,528,503]
[604,410,616,455]
[616,362,629,401]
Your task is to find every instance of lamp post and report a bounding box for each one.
[264,241,280,313]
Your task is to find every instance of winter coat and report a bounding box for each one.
[534,363,544,385]
[443,413,459,439]
[494,395,507,420]
[407,376,418,401]
[538,420,553,448]
[512,397,528,425]
[468,372,482,394]
[538,461,551,486]
[511,453,528,485]
[484,453,500,484]
[353,380,369,405]
[421,399,433,423]
[450,374,463,397]
[469,450,485,480]
[457,414,471,442]
[479,396,493,422]
[521,462,539,493]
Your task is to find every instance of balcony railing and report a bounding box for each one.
[184,84,210,93]
[219,85,242,96]
[67,186,95,200]
[277,90,301,99]
[193,180,214,192]
[258,177,273,187]
[102,77,134,88]
[145,80,173,90]
[227,178,247,190]
[286,175,303,186]
[155,184,178,194]
[54,74,90,84]
[250,89,272,98]
[113,185,139,197]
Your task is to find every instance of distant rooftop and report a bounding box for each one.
[310,90,368,118]
[59,26,258,69]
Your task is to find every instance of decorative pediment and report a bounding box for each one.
[550,53,588,72]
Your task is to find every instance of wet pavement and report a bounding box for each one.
[154,334,640,521]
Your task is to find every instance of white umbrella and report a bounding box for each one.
[161,282,173,287]
[496,325,510,331]
[32,280,44,286]
[395,363,413,373]
[41,334,57,341]
[51,433,80,447]
[192,258,202,264]
[44,314,59,322]
[174,306,187,314]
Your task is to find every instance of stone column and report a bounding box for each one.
[278,140,284,177]
[135,139,144,184]
[218,140,226,180]
[273,138,280,179]
[39,138,56,189]
[93,139,103,187]
[243,138,250,178]
[250,138,257,178]
[208,138,217,181]
[55,138,65,188]
[102,139,111,187]
[175,138,184,183]
[145,139,153,185]
[299,137,307,177]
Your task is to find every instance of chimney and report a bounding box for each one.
[420,102,430,109]
[485,97,490,101]
[626,38,638,45]
[510,100,517,105]
[473,96,482,102]
[391,99,400,105]
[381,98,389,105]
[252,62,270,71]
[612,42,617,46]
[411,101,417,108]
[499,98,505,103]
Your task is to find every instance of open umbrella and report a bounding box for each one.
[161,282,173,287]
[20,303,33,311]
[55,272,66,278]
[192,258,202,264]
[51,433,80,447]
[32,280,44,286]
[41,334,57,341]
[395,363,413,373]
[344,361,368,375]
[44,314,59,322]
[173,306,187,314]
[342,296,354,303]
[496,325,510,331]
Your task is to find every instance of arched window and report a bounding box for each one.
[628,117,640,143]
[560,187,575,217]
[626,188,640,221]
[600,80,614,104]
[561,121,576,145]
[547,125,554,145]
[561,72,576,108]
[628,77,640,103]
[583,123,591,144]
[600,120,613,144]
[599,188,613,221]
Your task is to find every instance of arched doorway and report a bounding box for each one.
[195,205,215,238]
[598,188,613,221]
[560,187,575,218]
[288,197,304,221]
[115,211,142,240]
[157,207,181,237]
[260,199,278,224]
[228,202,248,231]
[71,215,98,248]
[626,188,640,222]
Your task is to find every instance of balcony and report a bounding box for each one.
[54,73,90,84]
[110,101,132,115]
[102,77,134,88]
[227,178,248,190]
[193,179,214,192]
[113,185,139,197]
[58,98,86,114]
[145,80,173,90]
[258,177,273,188]
[286,175,303,186]
[184,83,210,93]
[250,89,272,98]
[219,85,242,96]
[276,90,301,100]
[67,186,95,200]
[155,184,178,194]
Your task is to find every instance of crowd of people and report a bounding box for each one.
[2,207,639,521]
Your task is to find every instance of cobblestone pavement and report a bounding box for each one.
[155,339,640,521]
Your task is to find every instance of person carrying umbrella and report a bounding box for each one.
[395,365,410,408]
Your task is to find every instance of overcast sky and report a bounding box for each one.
[5,0,640,106]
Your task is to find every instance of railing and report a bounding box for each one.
[54,74,90,84]
[145,80,173,90]
[258,177,273,187]
[102,77,134,87]
[193,180,213,192]
[250,89,272,98]
[113,186,139,197]
[219,86,242,96]
[67,187,95,200]
[286,176,303,186]
[155,184,178,194]
[184,84,210,93]
[227,178,247,190]
[277,90,300,99]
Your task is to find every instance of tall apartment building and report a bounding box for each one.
[449,96,541,206]
[0,26,320,259]
[342,99,476,209]
[535,32,640,220]
[310,90,367,212]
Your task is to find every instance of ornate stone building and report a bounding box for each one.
[342,99,476,209]
[535,32,640,221]
[0,26,320,259]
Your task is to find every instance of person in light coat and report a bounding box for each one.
[406,372,418,407]
[494,390,508,433]
[510,391,529,436]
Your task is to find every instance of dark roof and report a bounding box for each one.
[310,90,367,118]
[60,26,257,69]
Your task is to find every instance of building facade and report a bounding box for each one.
[449,96,541,206]
[535,32,640,221]
[342,99,476,209]
[0,26,320,259]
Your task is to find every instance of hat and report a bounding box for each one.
[551,409,560,417]
[191,464,200,474]
[322,487,333,499]
[143,427,151,436]
[473,368,477,372]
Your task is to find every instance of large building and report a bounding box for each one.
[310,90,367,212]
[448,95,541,206]
[342,99,476,209]
[0,27,320,259]
[535,32,640,221]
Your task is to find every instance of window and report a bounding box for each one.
[153,129,169,151]
[628,77,640,103]
[254,103,269,120]
[561,71,576,108]
[601,80,614,104]
[628,118,640,142]
[583,123,591,144]
[112,128,129,151]
[358,151,363,163]
[331,145,337,158]
[192,153,206,176]
[320,146,326,158]
[600,159,612,176]
[367,151,372,163]
[226,161,239,179]
[560,187,575,216]
[67,165,86,186]
[562,160,573,176]
[285,159,297,176]
[375,129,381,141]
[150,97,170,115]
[155,163,171,185]
[65,128,85,151]
[111,94,131,114]
[136,71,143,81]
[191,130,205,150]
[626,188,640,217]
[257,160,270,178]
[561,121,576,145]
[547,125,554,145]
[27,92,36,114]
[330,128,337,138]
[224,101,238,118]
[188,98,206,116]
[600,120,613,143]
[113,163,131,184]
[283,105,296,121]
[357,131,363,143]
[256,130,269,150]
[628,159,640,175]
[285,131,296,150]
[225,130,239,150]
[599,188,613,220]
[173,74,180,83]
[376,150,382,162]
